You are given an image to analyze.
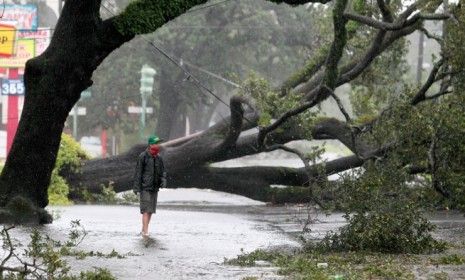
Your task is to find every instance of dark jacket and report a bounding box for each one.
[133,151,166,193]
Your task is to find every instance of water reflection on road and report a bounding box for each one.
[4,189,465,279]
[9,189,302,280]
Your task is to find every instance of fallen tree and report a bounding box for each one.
[64,0,456,205]
[64,100,366,201]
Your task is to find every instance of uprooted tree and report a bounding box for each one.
[0,0,463,224]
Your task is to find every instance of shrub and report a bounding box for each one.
[320,207,446,254]
[0,221,117,279]
[319,162,446,254]
[49,134,89,205]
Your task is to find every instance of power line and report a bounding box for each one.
[100,4,258,138]
[103,5,254,123]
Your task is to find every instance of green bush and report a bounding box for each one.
[49,134,89,205]
[320,207,445,254]
[1,221,117,279]
[320,162,446,254]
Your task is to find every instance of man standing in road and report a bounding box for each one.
[133,135,167,237]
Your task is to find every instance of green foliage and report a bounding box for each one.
[75,268,116,280]
[115,0,208,35]
[227,249,418,280]
[241,277,259,280]
[240,73,318,137]
[121,191,139,204]
[73,184,139,205]
[97,184,119,204]
[320,159,446,254]
[0,221,118,279]
[320,150,444,254]
[446,3,465,92]
[431,254,465,265]
[358,87,465,211]
[226,249,281,267]
[320,207,445,254]
[49,134,89,205]
[49,174,73,206]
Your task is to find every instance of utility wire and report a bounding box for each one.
[101,5,256,127]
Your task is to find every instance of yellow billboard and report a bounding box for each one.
[0,38,35,68]
[0,24,16,57]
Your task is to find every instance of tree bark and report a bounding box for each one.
[64,108,367,202]
[0,0,133,210]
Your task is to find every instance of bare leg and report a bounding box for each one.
[147,213,154,234]
[142,213,150,235]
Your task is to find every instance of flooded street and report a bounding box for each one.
[4,189,465,279]
[6,189,302,280]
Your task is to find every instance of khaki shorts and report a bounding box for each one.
[140,190,158,214]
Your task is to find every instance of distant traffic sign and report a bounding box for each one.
[70,107,86,115]
[1,79,24,95]
[128,106,153,114]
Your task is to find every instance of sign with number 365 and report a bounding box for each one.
[1,79,25,95]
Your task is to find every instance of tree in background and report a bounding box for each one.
[81,0,326,145]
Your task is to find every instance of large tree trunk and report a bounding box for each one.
[0,0,127,210]
[64,102,366,202]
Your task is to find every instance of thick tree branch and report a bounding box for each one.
[411,59,444,105]
[419,27,443,42]
[279,46,329,95]
[344,12,449,31]
[377,0,393,22]
[219,95,254,149]
[257,86,331,147]
[423,90,453,102]
[292,1,445,99]
[428,133,450,198]
[329,90,351,122]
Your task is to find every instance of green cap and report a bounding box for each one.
[148,135,161,145]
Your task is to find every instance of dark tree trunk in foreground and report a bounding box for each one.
[0,0,132,221]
